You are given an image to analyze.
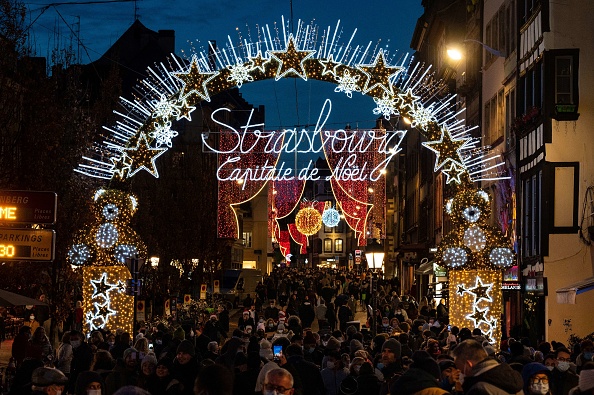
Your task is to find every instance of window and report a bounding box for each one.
[242,232,252,248]
[521,170,541,258]
[334,239,343,253]
[505,88,516,150]
[546,49,579,121]
[555,56,573,104]
[484,89,505,145]
[324,238,332,253]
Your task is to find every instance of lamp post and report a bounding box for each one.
[365,239,384,336]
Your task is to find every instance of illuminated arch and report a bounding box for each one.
[75,17,508,243]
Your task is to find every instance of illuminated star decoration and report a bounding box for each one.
[123,132,167,178]
[175,99,196,121]
[320,53,342,76]
[90,272,121,299]
[356,49,405,94]
[468,277,493,303]
[172,54,218,101]
[268,34,316,81]
[110,155,132,179]
[422,126,471,171]
[442,162,467,184]
[457,285,468,296]
[248,50,269,73]
[398,88,420,111]
[466,306,489,327]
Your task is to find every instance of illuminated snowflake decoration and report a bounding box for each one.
[373,93,400,120]
[149,121,178,148]
[102,204,119,221]
[442,247,467,268]
[114,245,139,264]
[334,70,361,98]
[410,103,437,130]
[68,244,91,266]
[150,94,179,119]
[462,205,481,223]
[489,247,514,267]
[95,223,119,248]
[227,63,254,88]
[322,207,341,228]
[463,225,487,252]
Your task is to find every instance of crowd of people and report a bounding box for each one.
[7,267,594,395]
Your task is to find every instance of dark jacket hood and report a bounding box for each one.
[463,359,524,394]
[391,368,440,395]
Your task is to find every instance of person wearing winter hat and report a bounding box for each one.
[438,359,463,393]
[379,339,404,395]
[260,339,274,361]
[74,370,104,395]
[171,339,199,395]
[31,367,69,394]
[325,336,342,352]
[522,362,552,395]
[146,358,183,395]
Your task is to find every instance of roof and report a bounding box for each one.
[556,277,594,304]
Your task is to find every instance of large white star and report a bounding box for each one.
[356,49,405,94]
[268,34,316,81]
[421,126,471,171]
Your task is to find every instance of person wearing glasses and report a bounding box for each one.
[522,363,552,395]
[263,368,294,395]
[549,348,579,395]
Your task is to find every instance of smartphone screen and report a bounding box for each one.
[273,345,282,360]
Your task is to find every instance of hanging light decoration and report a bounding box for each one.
[295,207,323,236]
[322,206,341,228]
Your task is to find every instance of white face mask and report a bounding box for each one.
[530,382,549,395]
[87,390,101,395]
[458,373,465,385]
[263,391,277,395]
[546,365,554,371]
[557,361,570,372]
[30,315,35,320]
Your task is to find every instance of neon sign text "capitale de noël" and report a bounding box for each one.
[203,99,407,189]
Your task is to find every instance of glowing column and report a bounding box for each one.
[83,266,134,335]
[449,269,503,347]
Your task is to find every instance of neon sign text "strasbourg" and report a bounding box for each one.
[203,99,407,189]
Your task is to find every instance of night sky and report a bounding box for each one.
[25,0,424,129]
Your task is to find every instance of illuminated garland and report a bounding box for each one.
[74,17,509,187]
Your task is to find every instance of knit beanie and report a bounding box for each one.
[326,336,341,351]
[123,347,138,361]
[580,369,594,392]
[177,339,196,357]
[381,339,402,358]
[350,339,364,354]
[173,327,185,341]
[411,357,441,380]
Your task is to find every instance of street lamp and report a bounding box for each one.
[365,239,385,270]
[447,39,506,61]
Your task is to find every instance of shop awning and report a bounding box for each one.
[415,261,434,275]
[556,277,594,304]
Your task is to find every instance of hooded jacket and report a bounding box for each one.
[391,368,449,395]
[462,358,524,395]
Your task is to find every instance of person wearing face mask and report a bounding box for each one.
[321,350,349,395]
[577,340,594,373]
[31,367,69,395]
[522,363,552,395]
[74,370,104,395]
[69,330,94,394]
[261,368,294,395]
[550,348,579,395]
[452,339,523,395]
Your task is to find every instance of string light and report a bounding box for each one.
[322,206,341,228]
